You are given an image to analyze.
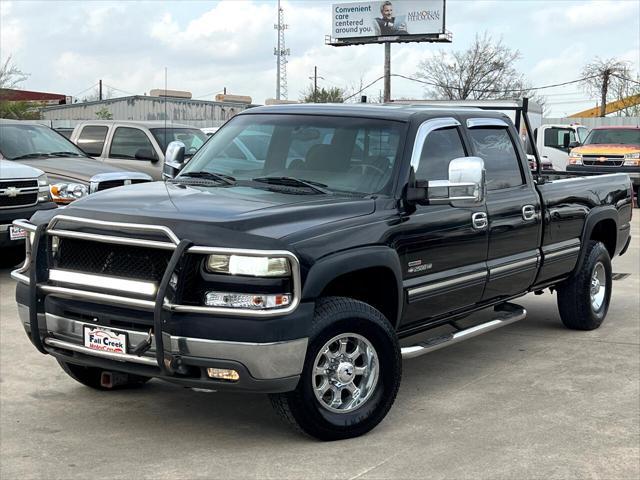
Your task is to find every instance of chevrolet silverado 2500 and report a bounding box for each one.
[13,102,633,440]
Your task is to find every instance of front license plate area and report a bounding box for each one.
[9,226,27,240]
[84,326,127,354]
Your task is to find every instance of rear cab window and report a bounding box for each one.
[468,126,525,190]
[77,125,108,156]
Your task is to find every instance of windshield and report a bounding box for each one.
[180,114,405,195]
[151,128,208,154]
[584,128,640,146]
[576,126,589,143]
[0,123,87,160]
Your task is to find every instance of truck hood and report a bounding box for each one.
[55,181,376,241]
[0,159,44,180]
[571,144,640,155]
[14,157,141,183]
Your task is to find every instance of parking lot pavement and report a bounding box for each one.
[0,217,638,480]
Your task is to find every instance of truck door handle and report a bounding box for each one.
[522,205,537,221]
[472,212,488,230]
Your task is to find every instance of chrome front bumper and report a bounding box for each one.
[17,304,308,380]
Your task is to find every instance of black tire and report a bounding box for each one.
[269,297,401,441]
[0,245,25,269]
[557,240,612,330]
[57,360,150,390]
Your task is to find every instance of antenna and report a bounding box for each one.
[274,0,290,100]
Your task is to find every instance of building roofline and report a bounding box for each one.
[41,95,257,111]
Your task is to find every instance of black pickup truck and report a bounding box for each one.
[12,102,633,440]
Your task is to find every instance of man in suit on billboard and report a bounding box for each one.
[372,1,408,35]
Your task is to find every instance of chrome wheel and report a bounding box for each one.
[312,333,379,413]
[590,262,606,311]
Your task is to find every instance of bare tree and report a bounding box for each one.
[0,55,29,89]
[416,33,542,104]
[581,58,638,117]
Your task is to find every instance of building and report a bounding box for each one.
[0,88,68,105]
[40,95,255,128]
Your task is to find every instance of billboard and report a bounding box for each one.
[331,0,445,43]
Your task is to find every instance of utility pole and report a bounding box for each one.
[600,68,611,117]
[383,43,391,103]
[308,66,324,102]
[274,0,290,100]
[99,79,103,101]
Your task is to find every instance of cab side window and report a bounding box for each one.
[416,127,466,180]
[109,127,156,160]
[468,127,524,190]
[77,126,108,156]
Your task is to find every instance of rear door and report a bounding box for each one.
[75,125,109,158]
[465,118,542,301]
[397,117,488,327]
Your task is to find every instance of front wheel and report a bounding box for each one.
[270,297,401,441]
[557,240,612,330]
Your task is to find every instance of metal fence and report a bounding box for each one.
[40,95,255,128]
[543,117,640,128]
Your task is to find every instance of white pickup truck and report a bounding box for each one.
[529,124,589,171]
[70,121,209,180]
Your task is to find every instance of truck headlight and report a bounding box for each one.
[206,254,291,277]
[37,174,50,202]
[624,152,640,166]
[50,183,88,204]
[568,153,582,165]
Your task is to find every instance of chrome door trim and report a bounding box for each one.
[490,256,539,276]
[545,246,580,260]
[407,271,487,299]
[410,117,461,171]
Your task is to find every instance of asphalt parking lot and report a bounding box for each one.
[1,217,638,480]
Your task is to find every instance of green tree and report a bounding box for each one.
[301,86,344,103]
[95,106,113,119]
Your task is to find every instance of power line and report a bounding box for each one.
[611,73,640,85]
[343,73,602,102]
[71,82,98,99]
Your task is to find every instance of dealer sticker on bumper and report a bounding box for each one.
[84,326,127,354]
[9,225,27,241]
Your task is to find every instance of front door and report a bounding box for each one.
[105,126,162,179]
[395,118,488,328]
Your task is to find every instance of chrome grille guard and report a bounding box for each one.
[11,215,302,371]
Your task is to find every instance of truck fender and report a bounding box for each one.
[575,206,618,273]
[302,246,404,328]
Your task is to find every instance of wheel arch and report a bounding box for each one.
[576,206,618,272]
[302,246,404,329]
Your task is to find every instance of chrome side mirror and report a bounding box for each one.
[163,141,186,179]
[427,156,486,204]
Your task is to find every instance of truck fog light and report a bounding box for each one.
[207,368,240,381]
[204,291,291,309]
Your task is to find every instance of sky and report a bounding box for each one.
[1,0,639,117]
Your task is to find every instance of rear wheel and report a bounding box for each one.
[557,240,612,330]
[57,360,150,390]
[270,297,401,441]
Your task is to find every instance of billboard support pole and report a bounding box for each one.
[384,42,391,102]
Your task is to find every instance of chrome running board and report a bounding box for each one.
[401,303,526,359]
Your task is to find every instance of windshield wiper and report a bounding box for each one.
[10,151,86,160]
[252,176,331,194]
[175,171,236,185]
[48,151,88,157]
